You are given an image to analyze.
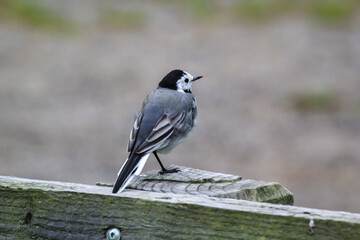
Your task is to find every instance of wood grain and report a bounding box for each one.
[1,171,359,239]
[129,165,294,205]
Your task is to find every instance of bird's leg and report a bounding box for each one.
[153,151,180,175]
[153,151,166,172]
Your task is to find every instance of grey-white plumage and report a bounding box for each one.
[112,70,202,193]
[129,88,197,154]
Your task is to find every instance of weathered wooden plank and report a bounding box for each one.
[1,175,360,239]
[129,166,294,205]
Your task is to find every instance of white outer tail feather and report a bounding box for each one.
[117,153,150,193]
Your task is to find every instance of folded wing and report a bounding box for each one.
[127,111,186,154]
[114,108,186,193]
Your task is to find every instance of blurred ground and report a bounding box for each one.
[1,0,360,212]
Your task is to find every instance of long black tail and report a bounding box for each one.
[112,153,149,193]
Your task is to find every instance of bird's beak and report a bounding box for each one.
[192,76,203,82]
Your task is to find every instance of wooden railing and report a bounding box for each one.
[1,166,359,239]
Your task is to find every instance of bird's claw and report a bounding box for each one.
[159,167,181,175]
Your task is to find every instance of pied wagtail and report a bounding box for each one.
[112,69,202,193]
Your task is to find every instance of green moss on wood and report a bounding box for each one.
[1,182,360,239]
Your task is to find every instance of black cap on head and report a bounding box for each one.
[158,69,184,90]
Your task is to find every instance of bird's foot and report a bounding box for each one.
[159,167,181,175]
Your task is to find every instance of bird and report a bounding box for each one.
[112,69,202,193]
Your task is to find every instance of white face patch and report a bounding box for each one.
[176,72,194,93]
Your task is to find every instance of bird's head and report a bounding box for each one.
[158,69,202,94]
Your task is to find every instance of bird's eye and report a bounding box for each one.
[185,78,189,83]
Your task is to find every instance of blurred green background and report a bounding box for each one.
[1,0,360,212]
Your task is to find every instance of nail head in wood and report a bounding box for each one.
[106,228,121,240]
